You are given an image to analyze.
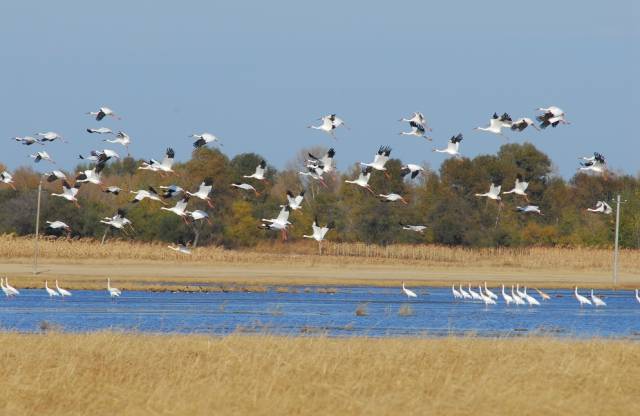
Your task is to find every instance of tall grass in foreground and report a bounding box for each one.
[0,332,637,416]
[1,234,639,271]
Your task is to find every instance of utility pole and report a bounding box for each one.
[33,177,43,275]
[612,194,622,287]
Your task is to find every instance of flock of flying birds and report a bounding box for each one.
[0,104,615,255]
[0,104,629,301]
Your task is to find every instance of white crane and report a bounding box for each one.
[75,157,108,187]
[1,278,11,297]
[536,106,568,128]
[0,171,16,190]
[187,209,212,225]
[87,107,120,121]
[345,166,374,195]
[459,283,471,300]
[103,186,122,195]
[501,284,514,305]
[286,190,305,210]
[303,217,333,242]
[379,193,408,205]
[579,153,606,174]
[511,285,525,305]
[79,149,120,163]
[13,136,42,146]
[107,278,121,298]
[160,195,191,223]
[475,183,502,201]
[139,148,175,174]
[306,148,336,174]
[160,184,184,199]
[51,180,81,208]
[510,118,539,132]
[587,201,612,215]
[46,220,71,233]
[590,290,606,307]
[522,287,541,306]
[45,280,60,297]
[191,132,222,148]
[400,223,427,233]
[360,146,392,178]
[635,289,640,304]
[36,132,66,143]
[574,287,592,307]
[244,160,268,182]
[308,114,348,139]
[402,282,417,299]
[186,178,214,207]
[478,285,497,305]
[299,165,328,188]
[130,187,165,204]
[399,112,430,130]
[104,131,131,155]
[452,284,462,300]
[399,121,431,140]
[30,151,55,164]
[474,113,512,139]
[502,177,529,201]
[468,283,482,301]
[516,205,543,215]
[56,280,72,297]
[4,278,19,296]
[44,170,67,183]
[260,205,292,241]
[484,282,498,300]
[100,209,133,230]
[87,127,114,135]
[400,164,424,180]
[168,241,192,254]
[433,133,463,157]
[231,182,260,196]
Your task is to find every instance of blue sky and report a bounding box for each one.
[0,1,636,178]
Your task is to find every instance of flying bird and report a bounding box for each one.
[36,132,66,143]
[400,223,427,233]
[87,107,120,121]
[13,136,42,146]
[510,118,539,132]
[46,220,71,233]
[516,205,543,215]
[433,133,463,157]
[130,187,165,204]
[379,193,408,204]
[79,149,120,162]
[399,112,430,130]
[139,148,175,174]
[51,180,81,208]
[308,114,348,139]
[345,166,374,195]
[587,201,612,215]
[231,182,260,196]
[536,106,568,129]
[474,113,512,139]
[502,176,529,201]
[306,148,336,174]
[298,165,328,188]
[579,152,606,174]
[103,131,131,154]
[168,240,192,254]
[360,146,392,178]
[44,170,67,183]
[103,186,122,195]
[303,217,333,242]
[191,132,222,148]
[30,151,55,164]
[286,190,305,210]
[475,183,502,201]
[243,160,268,181]
[260,205,292,241]
[75,156,108,187]
[399,121,431,140]
[400,164,424,180]
[187,210,212,225]
[87,127,114,135]
[0,171,16,190]
[160,184,184,199]
[100,209,133,230]
[186,178,214,207]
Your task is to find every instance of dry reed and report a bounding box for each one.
[0,332,636,416]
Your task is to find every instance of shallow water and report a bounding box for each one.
[1,287,639,338]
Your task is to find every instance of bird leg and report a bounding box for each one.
[206,199,214,208]
[365,186,375,196]
[73,200,81,209]
[384,171,390,179]
[319,180,328,189]
[9,184,16,191]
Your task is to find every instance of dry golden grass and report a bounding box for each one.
[2,234,639,290]
[0,332,637,416]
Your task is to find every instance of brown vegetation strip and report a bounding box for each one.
[0,332,637,416]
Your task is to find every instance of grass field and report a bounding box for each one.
[1,235,639,291]
[0,332,636,416]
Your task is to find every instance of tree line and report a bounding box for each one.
[1,142,639,249]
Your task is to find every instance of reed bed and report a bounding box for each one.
[1,234,639,272]
[0,332,636,416]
